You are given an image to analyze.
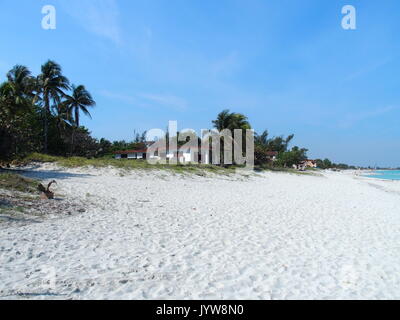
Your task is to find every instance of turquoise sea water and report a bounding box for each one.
[364,170,400,180]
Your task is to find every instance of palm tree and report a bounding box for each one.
[0,65,35,127]
[212,109,251,131]
[229,113,251,130]
[212,109,251,165]
[1,66,37,157]
[1,65,34,115]
[37,60,70,153]
[255,130,269,147]
[6,65,33,100]
[255,129,294,153]
[0,82,17,117]
[63,84,95,154]
[212,109,234,131]
[52,101,72,145]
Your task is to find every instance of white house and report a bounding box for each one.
[166,147,210,164]
[114,149,148,160]
[114,146,211,164]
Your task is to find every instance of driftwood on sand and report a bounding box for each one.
[38,180,57,200]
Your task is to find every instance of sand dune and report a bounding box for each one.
[1,164,400,299]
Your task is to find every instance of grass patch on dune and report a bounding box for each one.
[22,153,59,163]
[0,172,39,193]
[56,157,236,175]
[19,153,237,175]
[257,165,323,176]
[18,153,322,176]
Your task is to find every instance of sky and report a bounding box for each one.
[1,0,400,167]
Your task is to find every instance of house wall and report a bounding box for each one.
[182,152,192,163]
[166,151,210,164]
[203,153,209,164]
[306,161,317,168]
[115,153,144,159]
[166,152,193,163]
[116,150,211,163]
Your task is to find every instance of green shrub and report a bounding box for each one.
[0,173,38,193]
[22,153,59,163]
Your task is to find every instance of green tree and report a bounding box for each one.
[323,158,332,169]
[37,60,70,153]
[255,130,294,153]
[0,65,42,159]
[63,84,95,154]
[0,61,100,160]
[212,109,251,165]
[6,65,35,107]
[276,146,308,168]
[212,109,251,131]
[98,138,113,156]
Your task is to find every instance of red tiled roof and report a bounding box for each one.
[114,149,147,154]
[115,148,279,155]
[114,146,213,154]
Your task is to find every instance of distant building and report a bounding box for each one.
[299,159,317,168]
[114,146,212,164]
[265,151,278,161]
[114,141,154,160]
[292,159,317,171]
[114,149,148,160]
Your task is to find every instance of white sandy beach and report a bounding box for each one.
[1,164,400,299]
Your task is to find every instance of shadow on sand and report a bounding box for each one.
[1,165,93,181]
[0,291,68,298]
[0,215,41,224]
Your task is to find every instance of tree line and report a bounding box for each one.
[209,110,354,169]
[211,109,308,168]
[314,159,356,170]
[103,109,308,167]
[0,60,96,160]
[1,61,353,169]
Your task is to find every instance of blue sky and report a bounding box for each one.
[1,0,400,167]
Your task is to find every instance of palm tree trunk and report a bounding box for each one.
[75,108,79,128]
[43,96,49,154]
[70,108,79,155]
[70,128,75,155]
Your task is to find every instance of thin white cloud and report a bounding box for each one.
[138,93,188,111]
[99,90,188,111]
[60,0,122,45]
[99,90,137,104]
